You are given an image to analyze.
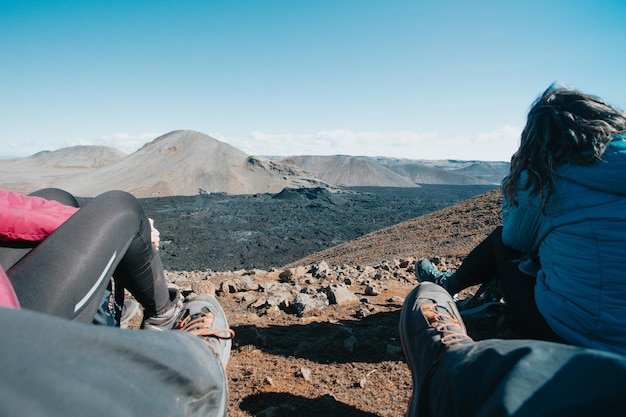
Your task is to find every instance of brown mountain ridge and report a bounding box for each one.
[0,130,508,197]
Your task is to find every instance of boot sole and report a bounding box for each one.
[399,285,421,417]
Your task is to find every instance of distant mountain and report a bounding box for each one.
[280,155,508,186]
[386,163,492,185]
[277,155,418,187]
[365,157,509,185]
[0,145,127,194]
[29,145,127,168]
[50,130,332,197]
[0,130,510,197]
[451,161,510,184]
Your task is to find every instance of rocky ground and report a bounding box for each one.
[129,187,509,417]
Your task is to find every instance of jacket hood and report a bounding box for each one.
[556,136,626,196]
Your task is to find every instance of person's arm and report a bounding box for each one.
[0,190,79,242]
[148,218,160,250]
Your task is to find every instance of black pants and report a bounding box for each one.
[426,338,626,416]
[454,227,561,341]
[1,189,170,322]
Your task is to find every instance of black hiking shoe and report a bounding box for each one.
[141,288,184,331]
[400,282,473,417]
[175,295,235,367]
[415,258,454,287]
[457,280,505,318]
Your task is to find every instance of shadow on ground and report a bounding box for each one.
[232,310,404,364]
[239,392,379,417]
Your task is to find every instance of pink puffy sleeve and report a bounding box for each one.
[0,267,19,309]
[0,190,79,242]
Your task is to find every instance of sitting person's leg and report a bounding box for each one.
[428,339,626,416]
[29,187,81,206]
[416,227,505,293]
[400,282,626,417]
[0,188,120,325]
[6,190,175,325]
[457,227,560,340]
[417,227,561,341]
[0,294,233,417]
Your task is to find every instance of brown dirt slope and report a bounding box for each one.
[285,188,502,268]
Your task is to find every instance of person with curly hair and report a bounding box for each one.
[417,84,626,354]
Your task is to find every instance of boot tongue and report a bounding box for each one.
[189,312,205,321]
[189,307,213,322]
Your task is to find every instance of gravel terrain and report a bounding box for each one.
[121,186,510,417]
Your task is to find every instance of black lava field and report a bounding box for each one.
[141,185,498,271]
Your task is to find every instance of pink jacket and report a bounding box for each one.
[0,190,78,242]
[0,190,79,309]
[0,268,19,309]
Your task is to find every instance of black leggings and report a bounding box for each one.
[1,189,170,323]
[453,227,562,342]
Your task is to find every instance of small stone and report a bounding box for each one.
[388,296,405,305]
[365,283,382,296]
[292,293,318,316]
[310,260,329,278]
[292,266,308,279]
[219,280,237,294]
[266,305,281,316]
[191,280,215,296]
[240,293,256,303]
[234,275,259,291]
[355,377,367,388]
[354,306,372,319]
[298,367,311,381]
[325,284,359,305]
[278,269,293,283]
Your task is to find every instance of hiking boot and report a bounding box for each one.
[399,282,473,417]
[456,280,505,318]
[415,258,454,287]
[120,299,140,328]
[141,288,183,331]
[175,295,235,367]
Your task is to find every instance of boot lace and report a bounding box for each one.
[176,311,235,355]
[421,303,473,348]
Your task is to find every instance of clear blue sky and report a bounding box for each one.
[1,0,625,161]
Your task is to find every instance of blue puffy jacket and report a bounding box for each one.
[502,136,626,354]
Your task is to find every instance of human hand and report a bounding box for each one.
[148,218,160,250]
